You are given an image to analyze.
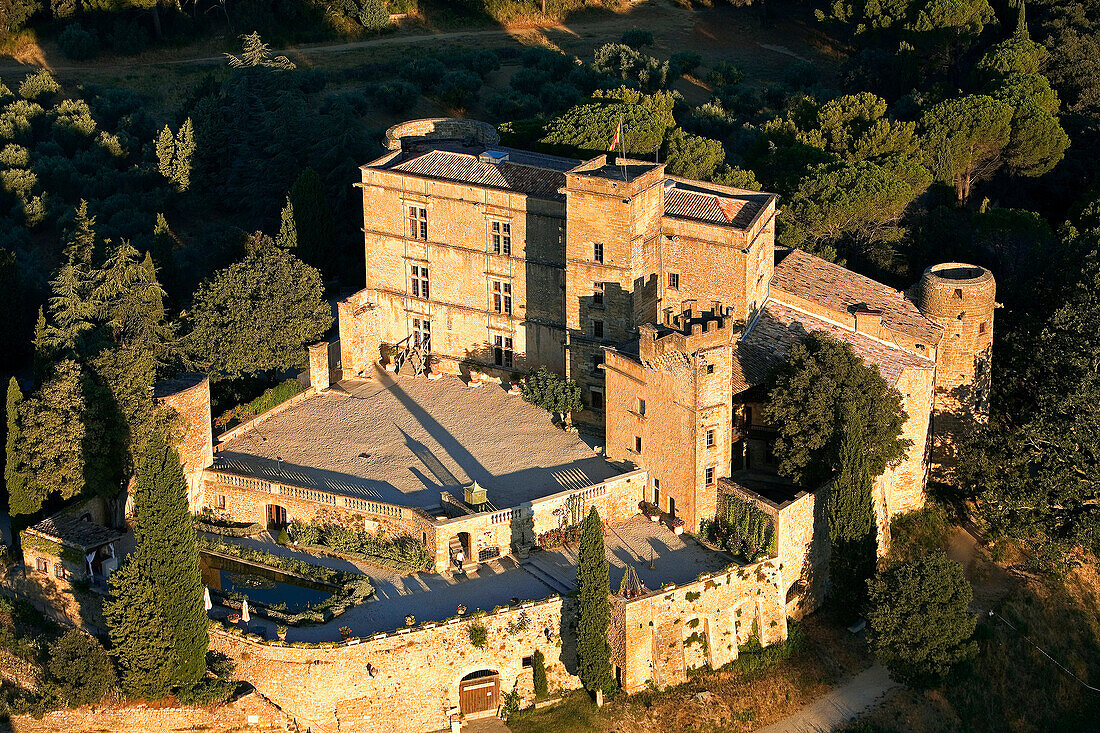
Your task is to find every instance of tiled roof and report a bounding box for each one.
[389,150,569,200]
[771,248,942,346]
[732,300,934,392]
[641,350,692,375]
[664,184,763,229]
[28,511,120,551]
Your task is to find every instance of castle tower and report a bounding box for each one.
[153,374,214,511]
[916,263,996,473]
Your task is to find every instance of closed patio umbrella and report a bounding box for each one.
[241,598,250,624]
[203,587,212,612]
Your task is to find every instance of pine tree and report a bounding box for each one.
[31,307,51,387]
[155,126,175,183]
[827,403,878,616]
[16,359,86,515]
[150,213,180,304]
[288,168,335,276]
[276,197,297,249]
[4,378,30,518]
[105,431,208,698]
[173,118,194,192]
[576,506,614,696]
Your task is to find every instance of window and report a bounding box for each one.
[592,283,604,307]
[407,205,427,240]
[705,364,715,374]
[590,387,604,410]
[522,656,534,669]
[705,429,714,447]
[410,265,430,299]
[217,494,226,510]
[494,335,514,368]
[635,436,643,453]
[492,280,512,314]
[705,467,714,485]
[490,221,511,255]
[413,318,431,348]
[979,321,987,334]
[35,558,48,573]
[593,242,604,264]
[637,398,646,416]
[592,319,604,339]
[653,481,660,507]
[591,353,603,373]
[667,272,679,289]
[54,564,66,579]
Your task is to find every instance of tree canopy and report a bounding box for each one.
[867,552,977,686]
[576,506,614,696]
[764,334,910,488]
[188,233,332,378]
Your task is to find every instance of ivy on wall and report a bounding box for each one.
[19,531,85,566]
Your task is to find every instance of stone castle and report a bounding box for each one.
[138,118,995,732]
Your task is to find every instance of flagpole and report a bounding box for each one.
[619,114,627,183]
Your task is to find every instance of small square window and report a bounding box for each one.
[590,388,604,410]
[705,364,715,374]
[668,272,679,289]
[35,558,48,573]
[217,495,226,510]
[592,319,604,339]
[54,564,66,580]
[979,322,987,334]
[706,429,714,447]
[705,467,714,485]
[522,656,534,668]
[635,436,643,453]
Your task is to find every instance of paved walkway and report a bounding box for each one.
[754,664,897,733]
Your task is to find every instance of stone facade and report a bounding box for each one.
[210,599,577,733]
[611,559,787,693]
[12,691,290,733]
[153,374,214,510]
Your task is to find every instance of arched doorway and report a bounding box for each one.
[458,669,499,716]
[449,532,472,567]
[266,504,287,529]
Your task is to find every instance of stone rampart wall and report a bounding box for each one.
[210,598,575,733]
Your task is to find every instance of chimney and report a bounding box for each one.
[853,306,883,339]
[308,342,330,393]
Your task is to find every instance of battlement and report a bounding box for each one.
[639,302,740,362]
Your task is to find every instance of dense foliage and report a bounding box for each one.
[827,403,878,615]
[764,334,909,488]
[867,552,977,686]
[521,366,583,421]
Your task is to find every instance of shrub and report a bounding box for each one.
[215,378,304,430]
[434,70,481,109]
[533,649,548,698]
[367,80,418,113]
[18,71,60,102]
[708,61,744,87]
[358,0,389,30]
[467,622,488,649]
[277,528,290,545]
[58,23,100,60]
[47,630,117,707]
[670,51,702,78]
[403,57,447,90]
[620,28,653,48]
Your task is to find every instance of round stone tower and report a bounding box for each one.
[152,373,214,511]
[916,263,996,471]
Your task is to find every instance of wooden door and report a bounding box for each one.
[459,675,499,715]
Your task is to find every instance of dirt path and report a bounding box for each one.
[753,664,897,733]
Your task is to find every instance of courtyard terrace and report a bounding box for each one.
[214,367,623,512]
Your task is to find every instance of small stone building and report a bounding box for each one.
[21,498,120,586]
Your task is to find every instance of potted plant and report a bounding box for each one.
[639,501,661,521]
[405,614,416,626]
[456,604,467,616]
[670,517,685,535]
[276,625,288,640]
[227,613,241,624]
[380,343,396,370]
[340,626,353,640]
[426,354,443,380]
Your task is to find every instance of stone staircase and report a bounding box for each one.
[521,553,575,595]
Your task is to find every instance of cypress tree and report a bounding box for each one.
[1014,0,1028,40]
[576,506,614,696]
[4,377,30,518]
[288,167,335,276]
[532,648,548,699]
[155,126,176,183]
[276,197,297,250]
[827,403,878,616]
[105,431,208,697]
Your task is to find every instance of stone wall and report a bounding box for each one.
[153,374,214,511]
[12,692,290,733]
[210,599,576,733]
[384,118,500,151]
[611,558,787,693]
